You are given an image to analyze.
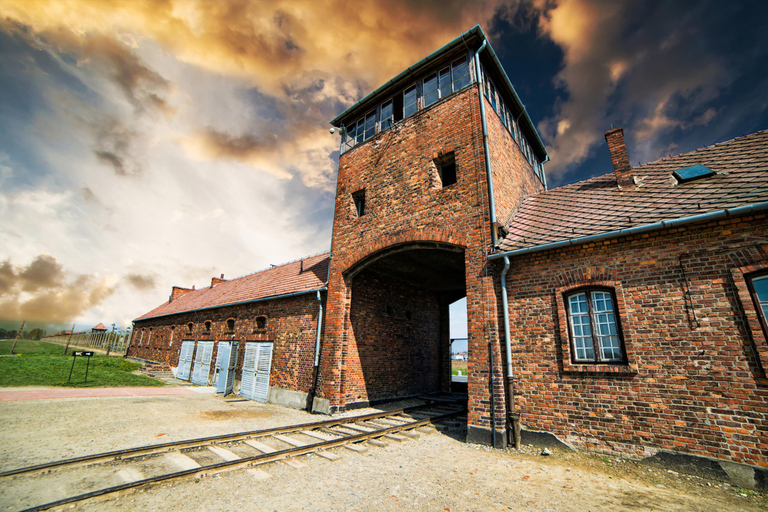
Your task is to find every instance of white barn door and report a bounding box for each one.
[240,342,273,402]
[191,341,214,385]
[176,341,195,381]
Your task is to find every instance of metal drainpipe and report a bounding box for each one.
[474,40,499,248]
[307,290,325,412]
[500,256,521,449]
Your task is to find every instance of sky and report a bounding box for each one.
[0,0,766,338]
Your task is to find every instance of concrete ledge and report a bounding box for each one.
[312,396,331,415]
[466,424,507,448]
[268,387,310,410]
[642,450,768,492]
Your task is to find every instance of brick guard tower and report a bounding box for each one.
[313,26,549,447]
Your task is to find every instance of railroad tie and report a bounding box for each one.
[282,458,308,469]
[366,438,388,448]
[301,430,338,441]
[273,434,309,448]
[344,443,367,453]
[315,450,341,461]
[383,434,408,442]
[207,445,241,462]
[244,439,277,454]
[164,452,201,471]
[116,467,144,483]
[248,468,272,480]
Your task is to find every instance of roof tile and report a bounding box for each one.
[500,130,768,252]
[134,252,329,321]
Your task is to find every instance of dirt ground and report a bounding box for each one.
[0,389,765,512]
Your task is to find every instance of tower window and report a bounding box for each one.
[226,318,235,332]
[204,320,212,332]
[435,152,457,187]
[187,322,194,333]
[352,190,366,217]
[403,85,418,118]
[255,316,267,330]
[380,100,394,131]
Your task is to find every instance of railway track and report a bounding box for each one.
[1,401,466,512]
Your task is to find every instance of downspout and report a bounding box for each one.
[474,40,499,248]
[500,256,521,449]
[307,290,325,412]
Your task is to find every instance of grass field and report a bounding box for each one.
[451,359,468,376]
[0,340,164,388]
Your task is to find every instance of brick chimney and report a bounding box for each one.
[169,286,193,302]
[211,274,227,287]
[605,127,634,188]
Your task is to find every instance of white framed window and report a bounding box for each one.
[403,84,418,118]
[749,274,768,337]
[566,289,625,363]
[380,100,394,131]
[423,72,439,107]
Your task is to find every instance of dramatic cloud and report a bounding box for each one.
[0,255,117,323]
[0,0,763,329]
[534,0,761,180]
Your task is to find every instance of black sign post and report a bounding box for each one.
[68,351,94,384]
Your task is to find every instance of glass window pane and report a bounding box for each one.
[364,112,376,140]
[344,123,356,151]
[439,68,451,98]
[423,73,438,107]
[380,100,393,130]
[403,85,418,117]
[355,118,364,144]
[452,57,470,90]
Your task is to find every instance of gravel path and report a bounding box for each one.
[0,390,765,511]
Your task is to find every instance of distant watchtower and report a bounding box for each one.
[315,26,548,447]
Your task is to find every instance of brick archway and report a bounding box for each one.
[336,228,468,275]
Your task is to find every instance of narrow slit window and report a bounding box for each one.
[204,320,212,332]
[435,152,457,187]
[227,318,235,332]
[352,189,366,217]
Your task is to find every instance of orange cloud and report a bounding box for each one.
[0,255,118,324]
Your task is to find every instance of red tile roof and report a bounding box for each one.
[92,323,107,331]
[134,252,330,321]
[500,130,768,252]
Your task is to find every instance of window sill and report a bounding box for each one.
[562,362,637,375]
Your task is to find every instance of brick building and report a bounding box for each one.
[130,26,768,483]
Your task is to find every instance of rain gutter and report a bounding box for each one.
[488,201,768,261]
[134,287,328,322]
[307,289,325,412]
[474,39,499,247]
[500,256,520,449]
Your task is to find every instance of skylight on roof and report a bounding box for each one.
[673,164,714,183]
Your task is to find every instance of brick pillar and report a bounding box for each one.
[313,267,349,413]
[465,247,508,447]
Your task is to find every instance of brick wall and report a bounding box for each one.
[500,214,768,466]
[343,269,446,404]
[129,293,323,393]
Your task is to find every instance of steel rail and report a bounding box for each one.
[0,402,457,478]
[15,408,465,512]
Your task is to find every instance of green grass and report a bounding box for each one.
[451,359,468,376]
[0,340,165,388]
